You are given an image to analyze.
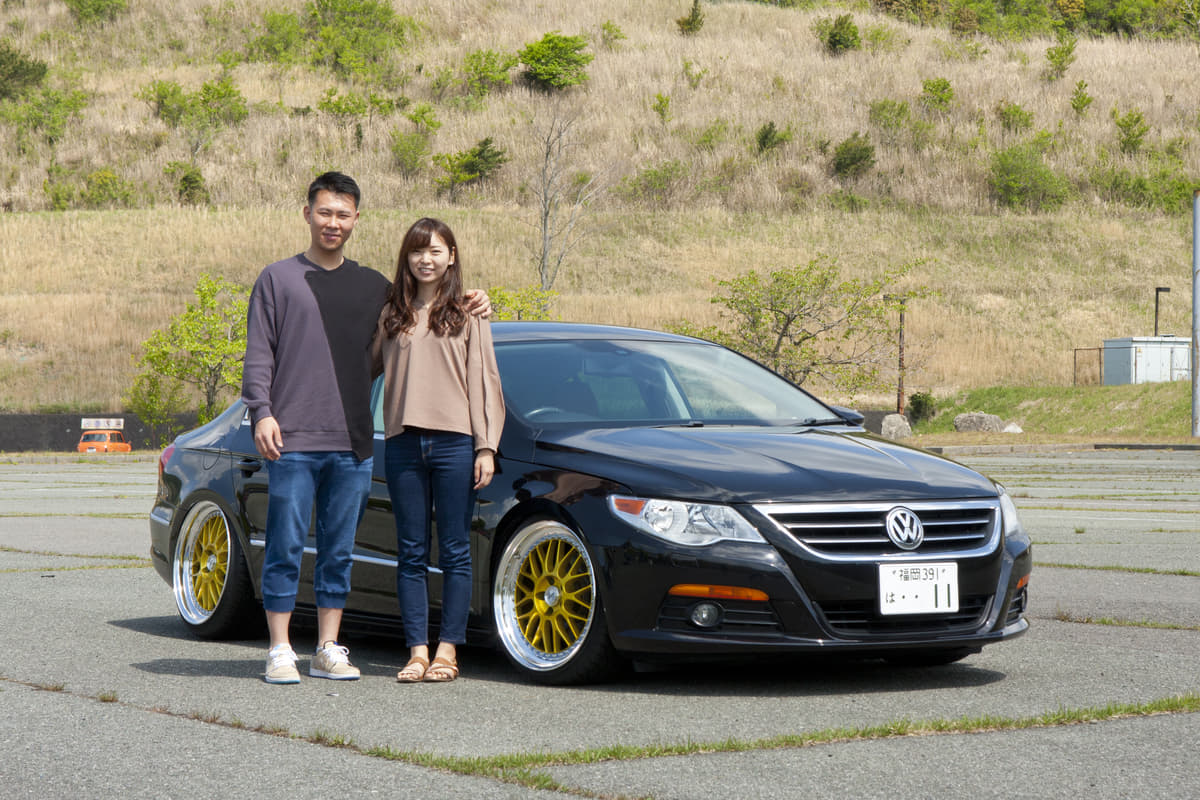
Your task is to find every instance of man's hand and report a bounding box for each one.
[464,288,492,319]
[254,416,283,460]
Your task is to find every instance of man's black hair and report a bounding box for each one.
[307,171,361,209]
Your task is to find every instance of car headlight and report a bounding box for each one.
[997,485,1025,538]
[608,496,766,546]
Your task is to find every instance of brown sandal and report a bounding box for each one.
[396,656,429,683]
[423,656,459,682]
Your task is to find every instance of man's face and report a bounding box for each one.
[303,189,359,255]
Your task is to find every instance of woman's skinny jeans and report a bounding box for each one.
[385,429,475,647]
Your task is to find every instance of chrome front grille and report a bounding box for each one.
[753,499,1001,561]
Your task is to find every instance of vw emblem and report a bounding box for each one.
[885,507,924,550]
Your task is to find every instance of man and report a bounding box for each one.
[242,172,488,684]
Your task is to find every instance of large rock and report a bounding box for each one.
[953,412,1004,433]
[880,413,912,440]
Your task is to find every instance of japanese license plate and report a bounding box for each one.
[879,562,958,615]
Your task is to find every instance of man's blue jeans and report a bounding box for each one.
[385,430,475,647]
[261,451,373,613]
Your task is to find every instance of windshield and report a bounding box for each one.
[495,338,836,426]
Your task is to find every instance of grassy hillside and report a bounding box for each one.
[0,0,1197,439]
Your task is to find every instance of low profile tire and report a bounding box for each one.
[492,519,621,685]
[172,496,259,639]
[884,647,975,667]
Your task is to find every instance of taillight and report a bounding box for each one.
[158,443,175,480]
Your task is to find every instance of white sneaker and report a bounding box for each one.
[265,644,300,684]
[310,641,360,680]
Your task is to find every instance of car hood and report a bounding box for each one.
[530,425,997,503]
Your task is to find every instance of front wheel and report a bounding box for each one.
[172,496,259,639]
[492,519,622,685]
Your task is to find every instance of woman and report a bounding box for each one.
[372,218,504,682]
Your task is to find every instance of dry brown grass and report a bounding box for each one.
[0,1,1197,412]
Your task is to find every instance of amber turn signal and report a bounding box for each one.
[669,584,769,602]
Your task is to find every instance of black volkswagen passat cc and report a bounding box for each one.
[150,323,1031,684]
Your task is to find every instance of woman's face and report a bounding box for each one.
[407,231,454,292]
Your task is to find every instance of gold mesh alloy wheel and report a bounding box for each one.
[514,536,593,653]
[173,500,231,625]
[494,520,598,674]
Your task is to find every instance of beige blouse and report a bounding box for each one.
[371,304,505,452]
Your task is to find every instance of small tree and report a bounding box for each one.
[669,257,920,395]
[832,132,875,179]
[526,105,607,293]
[1043,28,1076,81]
[1111,106,1149,154]
[677,1,705,36]
[132,274,249,423]
[519,32,593,91]
[124,370,190,448]
[434,137,508,201]
[0,40,48,101]
[490,286,559,321]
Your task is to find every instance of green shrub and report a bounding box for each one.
[80,168,136,209]
[1090,155,1196,215]
[1043,28,1076,82]
[1,86,88,147]
[434,137,508,200]
[681,59,707,89]
[317,87,369,119]
[677,0,705,36]
[832,132,875,179]
[989,139,1071,211]
[694,118,730,151]
[165,161,210,205]
[599,20,627,50]
[246,10,306,65]
[404,102,441,135]
[490,286,559,321]
[138,80,188,127]
[868,99,910,145]
[306,0,421,81]
[1070,80,1093,117]
[461,49,518,99]
[389,130,430,177]
[819,14,861,55]
[652,93,671,126]
[518,32,593,91]
[862,23,908,54]
[755,121,792,155]
[63,0,127,25]
[906,391,936,423]
[619,160,688,207]
[919,77,954,114]
[0,40,48,101]
[995,99,1034,134]
[1111,106,1149,154]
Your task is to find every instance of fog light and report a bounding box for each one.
[689,602,723,629]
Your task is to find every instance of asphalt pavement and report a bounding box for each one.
[0,448,1197,799]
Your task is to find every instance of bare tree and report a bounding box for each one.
[527,103,608,292]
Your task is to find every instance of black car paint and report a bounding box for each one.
[151,322,1030,674]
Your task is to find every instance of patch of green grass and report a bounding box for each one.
[1037,561,1200,577]
[915,381,1191,438]
[1052,611,1200,631]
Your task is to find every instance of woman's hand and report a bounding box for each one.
[473,449,495,489]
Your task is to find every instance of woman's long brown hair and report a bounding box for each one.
[382,217,468,338]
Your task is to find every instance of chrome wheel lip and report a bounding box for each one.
[493,521,596,673]
[172,500,229,626]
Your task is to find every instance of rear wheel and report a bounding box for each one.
[492,519,621,685]
[172,497,259,639]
